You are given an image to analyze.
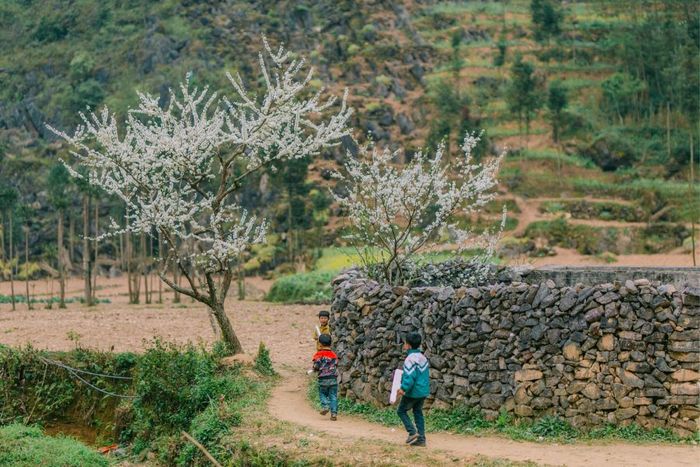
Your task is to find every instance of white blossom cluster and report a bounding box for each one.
[49,38,353,273]
[333,133,504,284]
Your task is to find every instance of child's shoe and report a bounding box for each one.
[405,434,419,444]
[330,414,337,421]
[320,409,329,416]
[410,438,426,447]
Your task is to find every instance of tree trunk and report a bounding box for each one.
[525,115,530,150]
[69,216,75,265]
[82,196,93,306]
[237,255,245,300]
[211,301,243,354]
[149,233,155,304]
[173,262,181,303]
[24,225,32,310]
[126,230,133,302]
[9,211,15,311]
[141,233,149,304]
[119,231,125,271]
[58,209,66,308]
[0,211,5,262]
[287,197,294,264]
[158,231,163,303]
[93,199,98,302]
[690,134,696,267]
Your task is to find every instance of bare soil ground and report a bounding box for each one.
[1,278,698,466]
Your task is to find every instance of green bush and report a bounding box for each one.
[177,404,240,466]
[0,424,108,467]
[539,200,645,222]
[1,343,273,465]
[0,345,134,426]
[130,340,242,443]
[266,270,335,304]
[525,218,623,255]
[254,342,276,376]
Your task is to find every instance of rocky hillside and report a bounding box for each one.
[0,0,697,269]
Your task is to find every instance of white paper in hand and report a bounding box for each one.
[389,369,403,404]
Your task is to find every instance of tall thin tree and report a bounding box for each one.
[0,187,18,310]
[48,164,71,308]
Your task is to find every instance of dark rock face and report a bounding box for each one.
[330,269,700,436]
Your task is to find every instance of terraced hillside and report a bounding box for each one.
[0,0,697,274]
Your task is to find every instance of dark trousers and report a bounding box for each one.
[397,396,425,441]
[318,380,338,415]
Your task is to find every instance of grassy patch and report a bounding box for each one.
[0,294,110,305]
[0,424,108,467]
[524,217,688,255]
[517,149,596,169]
[0,342,279,466]
[572,178,700,222]
[540,200,645,222]
[313,247,364,272]
[266,270,336,304]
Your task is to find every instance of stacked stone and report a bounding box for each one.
[330,269,700,436]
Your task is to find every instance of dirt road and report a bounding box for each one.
[269,371,699,467]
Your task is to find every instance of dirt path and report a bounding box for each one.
[512,195,541,236]
[269,371,698,466]
[269,371,699,467]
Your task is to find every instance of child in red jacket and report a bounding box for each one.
[312,333,338,420]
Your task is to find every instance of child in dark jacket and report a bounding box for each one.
[312,333,338,420]
[397,332,430,447]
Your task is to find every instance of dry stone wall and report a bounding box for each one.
[330,269,700,436]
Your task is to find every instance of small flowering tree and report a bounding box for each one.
[48,39,353,353]
[333,134,504,285]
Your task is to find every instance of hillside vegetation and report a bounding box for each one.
[0,0,697,282]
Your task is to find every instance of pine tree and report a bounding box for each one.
[530,0,563,43]
[547,80,568,143]
[507,54,544,147]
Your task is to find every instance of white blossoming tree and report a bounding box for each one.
[333,134,504,285]
[49,39,353,353]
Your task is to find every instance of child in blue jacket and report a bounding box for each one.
[396,332,430,447]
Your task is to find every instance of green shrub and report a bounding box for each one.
[525,218,621,255]
[0,345,134,426]
[0,424,108,467]
[539,200,645,222]
[177,404,240,466]
[0,341,276,464]
[429,405,491,432]
[254,342,276,376]
[528,416,578,439]
[266,270,335,304]
[130,340,241,442]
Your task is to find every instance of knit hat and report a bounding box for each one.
[318,333,332,346]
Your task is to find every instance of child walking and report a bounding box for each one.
[313,310,331,350]
[396,332,430,447]
[312,333,338,421]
